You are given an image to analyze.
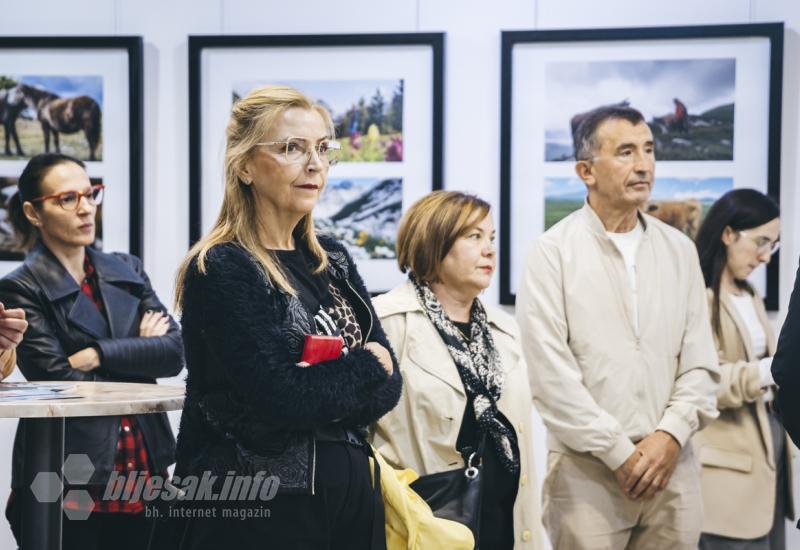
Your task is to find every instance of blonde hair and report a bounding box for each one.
[175,85,334,309]
[396,190,491,283]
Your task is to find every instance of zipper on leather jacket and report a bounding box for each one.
[311,437,316,496]
[347,279,373,342]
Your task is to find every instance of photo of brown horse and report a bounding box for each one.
[0,75,103,161]
[13,84,102,161]
[0,88,27,157]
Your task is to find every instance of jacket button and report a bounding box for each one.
[520,474,528,486]
[123,425,131,432]
[522,530,532,542]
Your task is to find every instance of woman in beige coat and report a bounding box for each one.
[371,191,543,549]
[693,189,792,549]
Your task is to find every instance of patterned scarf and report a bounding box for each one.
[410,275,520,474]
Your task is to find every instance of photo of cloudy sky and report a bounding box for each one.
[544,58,736,161]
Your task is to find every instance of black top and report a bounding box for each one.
[274,245,363,350]
[454,318,519,550]
[273,247,332,314]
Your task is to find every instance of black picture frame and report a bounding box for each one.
[0,36,144,259]
[500,23,784,309]
[188,33,445,288]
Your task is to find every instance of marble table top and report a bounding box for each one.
[0,381,185,419]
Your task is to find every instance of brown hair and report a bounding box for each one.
[396,190,491,283]
[174,85,334,308]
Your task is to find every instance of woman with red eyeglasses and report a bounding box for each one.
[1,153,184,550]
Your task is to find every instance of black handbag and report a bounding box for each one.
[409,433,486,545]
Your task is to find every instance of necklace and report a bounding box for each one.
[453,322,471,341]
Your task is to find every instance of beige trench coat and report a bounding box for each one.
[370,281,544,549]
[692,289,795,539]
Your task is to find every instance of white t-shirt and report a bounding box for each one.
[606,220,644,335]
[729,293,774,392]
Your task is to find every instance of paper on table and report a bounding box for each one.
[0,382,78,401]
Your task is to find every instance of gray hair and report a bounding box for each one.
[573,104,645,161]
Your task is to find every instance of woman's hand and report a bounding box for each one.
[68,347,101,372]
[0,303,27,350]
[139,310,170,337]
[364,342,393,376]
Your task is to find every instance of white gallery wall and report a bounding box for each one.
[1,0,799,548]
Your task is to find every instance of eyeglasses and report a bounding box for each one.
[29,184,105,211]
[256,137,341,166]
[739,230,780,256]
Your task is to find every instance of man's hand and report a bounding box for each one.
[614,448,644,494]
[623,431,681,500]
[68,347,101,372]
[0,303,27,350]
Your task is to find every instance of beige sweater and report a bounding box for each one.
[516,202,719,470]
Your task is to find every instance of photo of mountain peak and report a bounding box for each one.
[543,58,736,161]
[315,177,402,260]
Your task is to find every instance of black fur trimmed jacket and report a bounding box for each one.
[174,235,402,493]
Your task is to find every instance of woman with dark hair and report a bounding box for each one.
[1,153,184,550]
[692,189,791,549]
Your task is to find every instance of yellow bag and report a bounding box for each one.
[370,448,475,550]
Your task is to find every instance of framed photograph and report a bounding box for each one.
[500,24,784,309]
[0,36,143,271]
[189,33,444,292]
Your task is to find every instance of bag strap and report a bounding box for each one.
[458,430,487,470]
[364,445,385,549]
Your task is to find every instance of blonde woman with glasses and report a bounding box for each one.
[692,189,792,550]
[173,85,401,550]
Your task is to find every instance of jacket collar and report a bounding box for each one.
[718,289,776,360]
[25,241,144,339]
[25,241,143,301]
[580,199,650,239]
[378,279,518,337]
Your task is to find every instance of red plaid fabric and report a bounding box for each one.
[63,254,153,514]
[64,417,153,514]
[79,254,104,313]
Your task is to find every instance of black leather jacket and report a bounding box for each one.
[774,259,800,447]
[0,242,184,488]
[175,235,402,494]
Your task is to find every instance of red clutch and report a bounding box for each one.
[300,335,344,365]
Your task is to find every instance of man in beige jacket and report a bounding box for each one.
[516,105,720,549]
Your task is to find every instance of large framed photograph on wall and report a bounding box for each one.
[189,33,444,293]
[500,23,784,309]
[0,36,144,272]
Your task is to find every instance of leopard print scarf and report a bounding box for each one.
[410,275,520,474]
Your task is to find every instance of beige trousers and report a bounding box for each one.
[542,446,703,550]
